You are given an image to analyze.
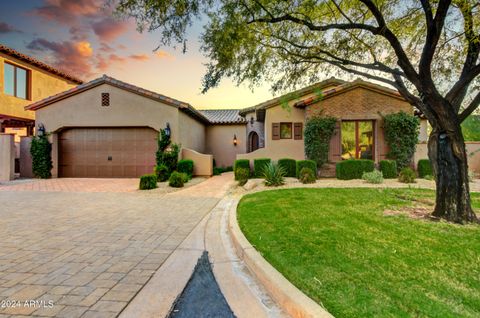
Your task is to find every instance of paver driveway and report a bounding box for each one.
[0,174,233,317]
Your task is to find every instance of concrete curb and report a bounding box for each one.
[228,196,335,318]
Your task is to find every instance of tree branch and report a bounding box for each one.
[459,91,480,122]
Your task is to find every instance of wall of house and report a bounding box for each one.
[306,87,413,163]
[0,52,78,120]
[178,111,206,153]
[0,133,15,181]
[205,124,246,167]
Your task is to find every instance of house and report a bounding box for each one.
[23,71,426,178]
[0,44,83,176]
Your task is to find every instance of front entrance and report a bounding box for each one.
[59,127,157,178]
[341,120,375,160]
[248,131,259,153]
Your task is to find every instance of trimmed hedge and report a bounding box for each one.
[234,159,250,180]
[296,160,317,179]
[254,158,272,177]
[417,159,433,178]
[336,159,375,180]
[177,159,194,178]
[379,160,397,179]
[139,174,158,190]
[278,158,296,177]
[169,171,185,188]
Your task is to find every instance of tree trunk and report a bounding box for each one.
[428,125,478,223]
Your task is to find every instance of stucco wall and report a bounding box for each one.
[244,111,265,150]
[178,111,206,153]
[181,148,213,176]
[35,83,179,136]
[0,53,78,120]
[206,124,246,167]
[0,134,15,181]
[306,87,413,162]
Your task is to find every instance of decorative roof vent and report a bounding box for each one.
[101,93,110,106]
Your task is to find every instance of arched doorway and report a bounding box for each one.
[248,131,259,153]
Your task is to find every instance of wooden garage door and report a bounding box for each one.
[59,127,157,178]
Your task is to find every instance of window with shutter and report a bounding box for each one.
[294,123,303,140]
[272,123,280,140]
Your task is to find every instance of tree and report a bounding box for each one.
[115,0,480,223]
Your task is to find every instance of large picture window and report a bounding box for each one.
[341,120,374,160]
[4,62,29,99]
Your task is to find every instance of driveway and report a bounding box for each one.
[0,174,233,317]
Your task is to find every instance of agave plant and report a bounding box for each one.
[262,162,286,187]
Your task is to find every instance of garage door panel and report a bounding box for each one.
[59,127,157,178]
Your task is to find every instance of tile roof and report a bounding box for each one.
[0,44,84,84]
[25,75,210,124]
[199,109,246,124]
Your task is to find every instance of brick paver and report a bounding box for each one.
[0,178,139,193]
[0,173,233,317]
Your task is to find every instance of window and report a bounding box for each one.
[280,122,292,139]
[341,120,374,160]
[101,93,110,106]
[4,62,30,99]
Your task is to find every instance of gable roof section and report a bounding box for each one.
[0,44,84,84]
[25,75,210,124]
[294,79,406,108]
[199,109,246,124]
[238,77,346,116]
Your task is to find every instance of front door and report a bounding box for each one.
[249,131,259,152]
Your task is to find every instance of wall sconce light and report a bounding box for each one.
[250,117,255,126]
[233,134,238,146]
[37,123,45,136]
[164,122,171,138]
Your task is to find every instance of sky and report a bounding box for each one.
[0,0,274,109]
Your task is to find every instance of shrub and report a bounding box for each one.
[379,160,397,179]
[180,172,189,183]
[139,174,158,190]
[154,164,170,182]
[424,175,434,181]
[156,129,180,174]
[299,167,316,184]
[417,159,433,178]
[296,160,317,179]
[262,162,286,186]
[169,171,185,188]
[177,159,194,178]
[304,116,337,168]
[398,167,416,183]
[336,159,375,180]
[31,134,53,179]
[234,159,250,180]
[362,170,384,184]
[384,112,420,170]
[254,158,271,177]
[213,166,234,176]
[236,167,250,186]
[278,158,296,177]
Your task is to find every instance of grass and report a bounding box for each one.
[237,188,480,318]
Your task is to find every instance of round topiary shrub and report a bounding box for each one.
[278,158,296,177]
[417,159,432,178]
[299,167,316,184]
[155,164,170,182]
[236,167,250,186]
[379,160,397,179]
[398,167,416,183]
[362,169,384,184]
[177,159,194,179]
[169,171,185,188]
[139,174,158,190]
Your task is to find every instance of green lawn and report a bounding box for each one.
[237,188,480,318]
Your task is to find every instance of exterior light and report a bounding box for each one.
[233,134,237,146]
[37,123,45,136]
[250,116,255,126]
[165,122,171,138]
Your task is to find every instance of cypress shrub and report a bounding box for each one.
[336,159,375,180]
[234,159,250,180]
[379,160,397,179]
[417,159,433,178]
[296,160,317,178]
[177,159,194,178]
[139,174,158,190]
[31,134,53,179]
[278,158,296,177]
[254,158,271,177]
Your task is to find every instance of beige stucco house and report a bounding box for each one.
[24,71,427,178]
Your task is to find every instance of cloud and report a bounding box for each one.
[31,0,99,24]
[26,38,93,77]
[0,22,21,33]
[96,52,153,71]
[92,17,130,42]
[155,50,175,60]
[129,54,149,61]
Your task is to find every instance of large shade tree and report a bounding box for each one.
[115,0,480,223]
